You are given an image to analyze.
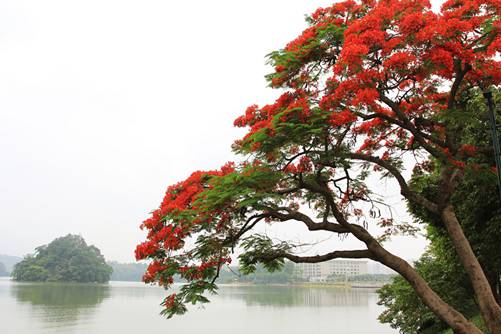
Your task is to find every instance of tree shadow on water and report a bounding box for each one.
[219,285,370,308]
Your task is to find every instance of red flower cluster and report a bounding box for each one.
[162,294,176,309]
[353,118,385,134]
[233,92,314,152]
[135,163,236,268]
[142,261,167,283]
[285,27,317,53]
[460,144,478,156]
[329,110,357,127]
[178,257,232,281]
[231,0,498,167]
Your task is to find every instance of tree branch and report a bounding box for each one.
[283,249,374,263]
[378,91,448,159]
[345,153,439,213]
[263,207,350,234]
[448,60,471,110]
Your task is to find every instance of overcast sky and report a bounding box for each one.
[0,0,445,263]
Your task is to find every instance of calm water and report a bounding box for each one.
[0,278,397,334]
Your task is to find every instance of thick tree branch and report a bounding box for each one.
[273,187,301,195]
[263,207,350,233]
[282,249,374,263]
[448,60,471,110]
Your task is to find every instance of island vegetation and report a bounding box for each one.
[12,234,112,283]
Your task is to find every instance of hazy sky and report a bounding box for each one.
[0,0,444,263]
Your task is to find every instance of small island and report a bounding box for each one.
[12,234,112,283]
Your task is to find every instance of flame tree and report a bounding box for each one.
[136,0,501,333]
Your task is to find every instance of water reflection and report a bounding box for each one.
[11,282,110,330]
[219,285,371,307]
[0,280,396,334]
[108,280,167,299]
[12,282,111,306]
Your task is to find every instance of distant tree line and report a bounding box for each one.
[0,254,22,274]
[0,262,8,277]
[108,261,148,282]
[213,262,394,285]
[327,274,395,284]
[12,234,112,283]
[216,262,299,284]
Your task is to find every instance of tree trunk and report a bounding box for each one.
[368,243,484,334]
[441,204,501,334]
[322,183,490,333]
[339,222,484,334]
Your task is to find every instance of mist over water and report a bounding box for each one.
[1,279,396,334]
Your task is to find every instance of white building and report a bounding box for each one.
[367,260,398,275]
[296,259,368,281]
[327,259,368,277]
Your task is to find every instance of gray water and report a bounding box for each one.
[0,278,397,334]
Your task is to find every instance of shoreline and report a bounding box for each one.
[217,281,386,289]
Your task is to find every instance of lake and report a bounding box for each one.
[0,278,397,333]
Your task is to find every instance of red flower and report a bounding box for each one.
[330,110,357,127]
